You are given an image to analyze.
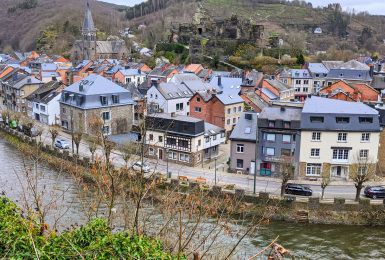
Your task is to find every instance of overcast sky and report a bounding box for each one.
[100,0,385,15]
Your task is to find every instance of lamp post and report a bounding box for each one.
[166,148,171,178]
[214,157,217,185]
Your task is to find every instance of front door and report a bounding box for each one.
[158,149,163,160]
[260,162,272,176]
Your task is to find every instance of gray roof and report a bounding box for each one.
[82,2,95,32]
[261,88,278,100]
[216,93,244,105]
[289,69,312,79]
[64,74,130,95]
[170,73,201,84]
[41,63,57,71]
[322,61,344,70]
[308,63,329,75]
[264,79,291,91]
[302,96,378,115]
[326,69,372,82]
[204,122,225,136]
[150,113,202,123]
[156,82,192,100]
[229,112,257,141]
[27,81,62,104]
[11,76,42,90]
[259,107,302,121]
[119,69,145,76]
[209,76,243,95]
[338,60,370,70]
[372,75,385,90]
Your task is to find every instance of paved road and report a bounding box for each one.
[29,126,383,201]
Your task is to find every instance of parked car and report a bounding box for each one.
[132,161,150,173]
[364,186,385,199]
[55,139,70,149]
[285,184,312,196]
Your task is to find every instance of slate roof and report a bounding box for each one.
[290,69,312,79]
[302,96,377,115]
[209,76,243,95]
[338,60,370,70]
[264,79,291,91]
[41,63,57,71]
[229,112,258,141]
[259,107,302,121]
[204,122,225,136]
[308,63,329,75]
[326,68,372,82]
[156,82,192,100]
[372,75,385,90]
[170,73,201,84]
[119,69,145,76]
[64,74,130,95]
[27,81,63,104]
[215,93,244,105]
[82,2,95,32]
[150,113,202,123]
[261,88,278,100]
[9,75,41,89]
[322,61,344,70]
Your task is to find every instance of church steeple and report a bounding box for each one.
[82,2,96,41]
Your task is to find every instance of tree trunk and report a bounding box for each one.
[76,144,79,155]
[321,188,325,200]
[280,183,286,197]
[355,184,363,201]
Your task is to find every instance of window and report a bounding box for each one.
[176,103,184,111]
[310,148,320,157]
[198,140,201,146]
[295,87,300,92]
[361,133,370,142]
[359,149,369,158]
[359,117,373,124]
[337,133,347,142]
[155,94,158,99]
[158,136,163,142]
[102,126,110,135]
[112,95,119,104]
[304,80,309,85]
[150,94,153,98]
[295,80,301,84]
[62,107,66,113]
[265,133,276,142]
[312,132,321,141]
[196,97,201,102]
[283,121,291,128]
[102,111,110,120]
[232,118,236,124]
[310,116,324,123]
[168,152,177,160]
[227,108,231,114]
[358,166,368,175]
[282,134,291,143]
[178,140,189,148]
[126,78,131,83]
[238,106,242,112]
[205,136,209,143]
[35,104,39,109]
[20,90,25,96]
[213,135,217,140]
[336,117,350,123]
[179,153,190,162]
[265,148,275,156]
[100,96,108,106]
[40,105,46,112]
[281,149,292,157]
[268,121,275,127]
[303,87,308,92]
[306,163,322,176]
[149,134,154,141]
[236,159,244,169]
[194,107,202,112]
[227,119,230,125]
[149,148,155,155]
[233,107,236,113]
[236,144,244,153]
[332,149,349,160]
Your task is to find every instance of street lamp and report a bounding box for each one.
[214,156,217,185]
[166,148,171,178]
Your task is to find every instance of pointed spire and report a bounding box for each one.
[82,1,95,32]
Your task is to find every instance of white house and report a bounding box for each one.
[26,81,63,125]
[115,69,147,86]
[147,82,193,115]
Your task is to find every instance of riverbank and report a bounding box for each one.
[1,125,385,226]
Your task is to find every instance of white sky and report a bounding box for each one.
[100,0,385,15]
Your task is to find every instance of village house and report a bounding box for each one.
[256,107,302,177]
[60,74,134,135]
[277,69,313,101]
[299,97,380,180]
[26,81,63,125]
[229,112,258,174]
[256,79,295,102]
[145,113,225,167]
[325,60,372,85]
[307,63,329,92]
[114,69,146,86]
[189,90,244,136]
[147,65,178,87]
[319,80,380,103]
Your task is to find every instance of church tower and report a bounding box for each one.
[81,2,97,60]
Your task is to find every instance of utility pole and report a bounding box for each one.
[166,148,171,178]
[214,157,217,185]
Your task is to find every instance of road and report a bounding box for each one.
[32,126,385,201]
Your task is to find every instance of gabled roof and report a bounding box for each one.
[302,96,378,115]
[229,112,257,141]
[170,73,201,84]
[27,81,63,104]
[215,93,244,105]
[154,82,192,100]
[118,69,145,76]
[338,60,370,71]
[264,79,291,91]
[11,76,42,90]
[259,107,302,121]
[41,63,57,71]
[308,63,329,74]
[322,61,344,70]
[64,74,129,95]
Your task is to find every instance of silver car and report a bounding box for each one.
[132,161,150,173]
[55,139,70,149]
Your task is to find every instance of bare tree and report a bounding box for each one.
[351,153,377,201]
[72,131,83,156]
[320,171,330,200]
[49,125,59,148]
[120,141,138,169]
[279,159,295,197]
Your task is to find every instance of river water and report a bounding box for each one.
[1,137,385,259]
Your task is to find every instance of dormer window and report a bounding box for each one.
[100,96,108,106]
[359,117,373,124]
[336,117,350,124]
[268,120,275,127]
[112,95,119,104]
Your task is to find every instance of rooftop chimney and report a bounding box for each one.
[369,65,374,78]
[280,107,285,112]
[218,76,222,87]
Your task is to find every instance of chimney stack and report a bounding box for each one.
[369,65,374,77]
[218,76,222,87]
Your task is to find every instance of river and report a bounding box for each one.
[1,137,385,259]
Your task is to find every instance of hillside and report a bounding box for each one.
[127,0,385,54]
[0,0,127,53]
